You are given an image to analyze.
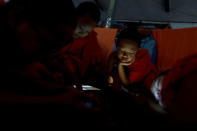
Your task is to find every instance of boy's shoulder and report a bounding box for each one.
[89,30,98,37]
[135,49,151,63]
[136,49,150,57]
[138,48,149,53]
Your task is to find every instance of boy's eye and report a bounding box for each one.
[118,48,136,54]
[128,52,135,55]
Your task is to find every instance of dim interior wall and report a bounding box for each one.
[73,0,197,23]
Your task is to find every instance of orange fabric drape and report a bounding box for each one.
[94,27,118,66]
[153,27,197,73]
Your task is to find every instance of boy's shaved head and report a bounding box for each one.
[116,28,142,47]
[76,2,100,23]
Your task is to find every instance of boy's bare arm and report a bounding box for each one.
[106,52,117,85]
[118,64,130,86]
[117,55,136,86]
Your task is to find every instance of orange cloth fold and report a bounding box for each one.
[153,27,197,73]
[94,27,118,66]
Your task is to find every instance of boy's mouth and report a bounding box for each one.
[120,59,130,63]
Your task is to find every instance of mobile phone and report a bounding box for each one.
[73,85,101,91]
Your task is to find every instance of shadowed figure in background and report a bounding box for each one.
[56,2,104,87]
[0,0,108,128]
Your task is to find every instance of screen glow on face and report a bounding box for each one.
[151,75,165,107]
[117,47,137,55]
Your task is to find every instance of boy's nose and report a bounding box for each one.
[122,52,128,57]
